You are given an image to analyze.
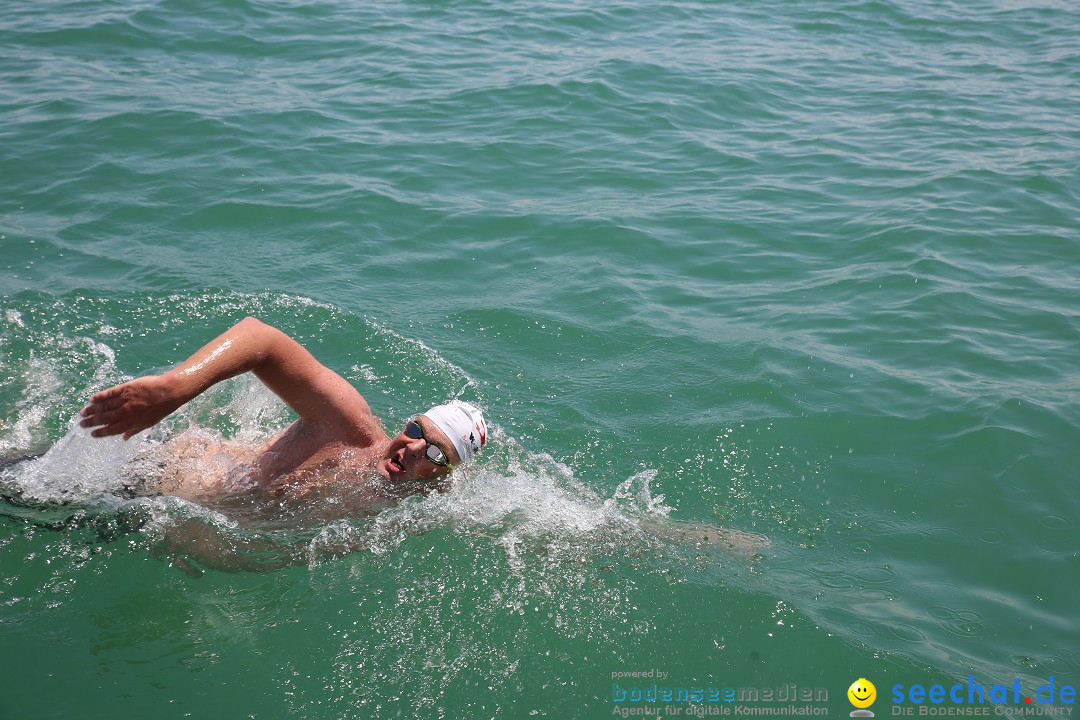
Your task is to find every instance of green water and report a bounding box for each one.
[2,0,1078,718]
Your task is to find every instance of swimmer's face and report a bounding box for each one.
[378,416,461,484]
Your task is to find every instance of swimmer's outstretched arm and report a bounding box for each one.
[639,519,770,554]
[80,317,377,440]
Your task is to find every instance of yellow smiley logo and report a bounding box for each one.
[848,678,877,712]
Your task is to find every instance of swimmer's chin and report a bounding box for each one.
[377,455,404,481]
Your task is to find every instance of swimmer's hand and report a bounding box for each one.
[80,375,186,440]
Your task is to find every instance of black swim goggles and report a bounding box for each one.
[404,420,453,467]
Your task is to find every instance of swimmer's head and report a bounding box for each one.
[378,401,487,485]
[422,400,487,465]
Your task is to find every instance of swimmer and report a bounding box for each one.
[79,317,487,506]
[74,318,767,573]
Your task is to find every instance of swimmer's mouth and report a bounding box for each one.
[387,455,405,474]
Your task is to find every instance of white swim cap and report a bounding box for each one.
[422,400,487,464]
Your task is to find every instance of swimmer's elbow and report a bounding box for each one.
[237,315,270,332]
[237,316,294,349]
[234,317,292,359]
